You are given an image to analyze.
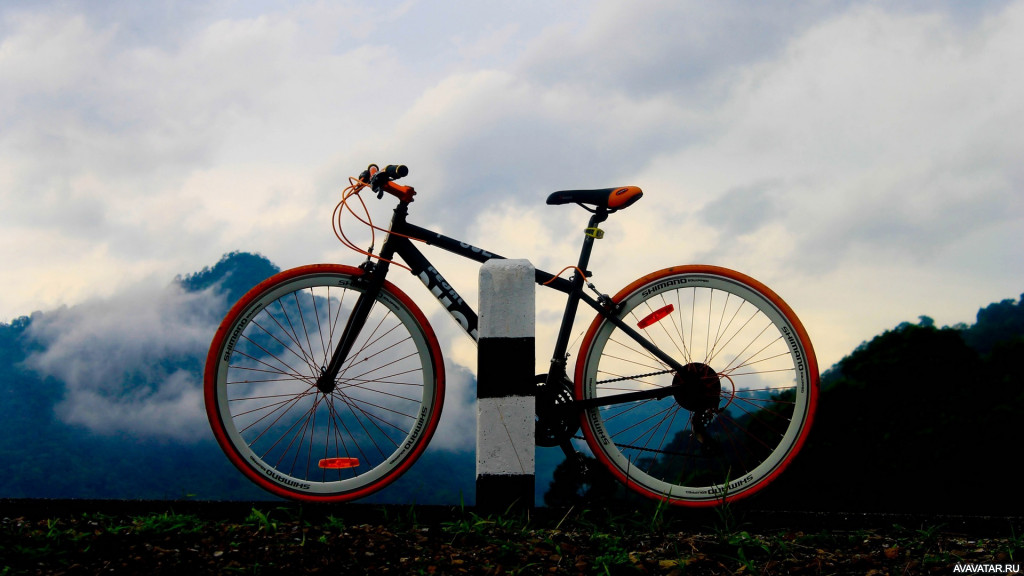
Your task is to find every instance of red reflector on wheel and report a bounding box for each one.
[637,304,674,329]
[318,458,360,469]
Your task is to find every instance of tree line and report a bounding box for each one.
[547,295,1024,514]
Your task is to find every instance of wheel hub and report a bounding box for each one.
[317,366,337,394]
[672,363,722,412]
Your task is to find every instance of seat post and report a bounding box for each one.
[575,210,608,275]
[545,209,609,387]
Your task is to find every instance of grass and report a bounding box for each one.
[133,510,207,535]
[1,503,1021,575]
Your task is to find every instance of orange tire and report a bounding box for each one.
[204,265,444,502]
[575,265,818,506]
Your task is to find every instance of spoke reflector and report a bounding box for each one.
[318,458,360,469]
[637,304,674,329]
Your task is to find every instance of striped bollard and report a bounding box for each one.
[476,258,535,512]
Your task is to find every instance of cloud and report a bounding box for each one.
[697,181,782,238]
[427,364,477,452]
[518,0,843,103]
[387,0,1024,373]
[3,0,1023,380]
[24,280,224,441]
[660,3,1024,272]
[0,2,408,318]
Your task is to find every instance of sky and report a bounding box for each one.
[2,1,1023,442]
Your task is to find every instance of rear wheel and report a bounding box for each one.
[575,266,817,506]
[204,264,444,502]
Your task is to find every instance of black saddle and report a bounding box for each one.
[546,186,643,211]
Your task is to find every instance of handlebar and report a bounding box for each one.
[358,163,416,202]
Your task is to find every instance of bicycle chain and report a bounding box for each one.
[595,368,675,385]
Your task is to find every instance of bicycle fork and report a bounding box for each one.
[314,279,372,393]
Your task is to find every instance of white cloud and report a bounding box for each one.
[634,2,1024,364]
[24,281,224,441]
[658,3,1024,267]
[3,0,1023,397]
[428,364,477,452]
[0,3,410,319]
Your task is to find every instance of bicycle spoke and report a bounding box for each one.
[607,336,667,370]
[601,396,660,424]
[235,334,313,385]
[250,390,317,455]
[624,404,679,451]
[578,268,816,506]
[717,320,775,375]
[676,289,693,365]
[723,349,792,374]
[337,304,392,380]
[309,287,328,364]
[233,393,309,421]
[292,291,319,375]
[273,298,319,375]
[248,315,318,374]
[708,294,745,365]
[324,392,370,470]
[335,392,399,459]
[209,267,442,500]
[344,351,420,383]
[705,306,760,368]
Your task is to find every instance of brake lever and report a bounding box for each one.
[361,163,407,200]
[370,173,386,198]
[358,164,378,186]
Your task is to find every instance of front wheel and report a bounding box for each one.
[575,265,818,507]
[204,264,445,502]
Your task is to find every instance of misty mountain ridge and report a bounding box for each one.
[0,252,475,503]
[1,252,1022,512]
[176,251,281,304]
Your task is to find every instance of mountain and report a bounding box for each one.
[750,296,1024,514]
[546,295,1024,514]
[0,252,490,504]
[1,253,1022,514]
[0,253,281,500]
[176,250,281,304]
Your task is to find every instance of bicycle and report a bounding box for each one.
[203,163,819,507]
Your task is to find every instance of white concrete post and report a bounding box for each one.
[476,259,535,511]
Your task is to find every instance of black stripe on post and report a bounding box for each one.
[477,337,535,399]
[477,259,536,513]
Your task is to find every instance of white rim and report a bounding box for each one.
[214,273,438,496]
[582,272,813,503]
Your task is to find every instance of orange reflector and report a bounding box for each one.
[637,304,674,329]
[318,458,360,469]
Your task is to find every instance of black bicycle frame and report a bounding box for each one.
[316,199,688,405]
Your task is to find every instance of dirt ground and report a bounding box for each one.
[2,500,1021,575]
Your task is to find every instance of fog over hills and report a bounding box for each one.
[1,252,1022,513]
[0,252,479,503]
